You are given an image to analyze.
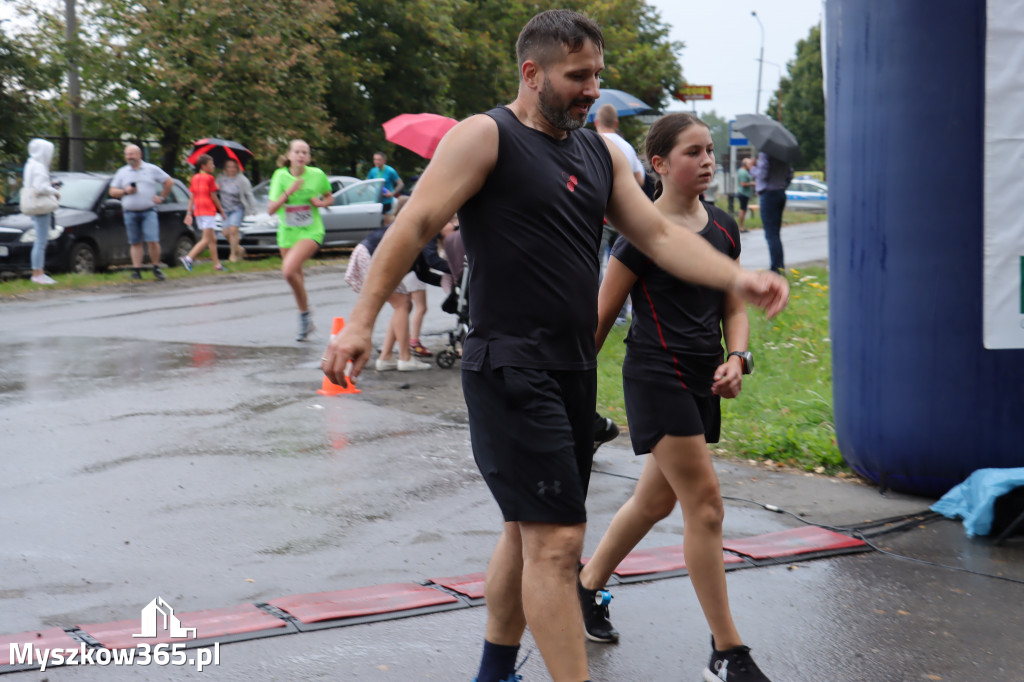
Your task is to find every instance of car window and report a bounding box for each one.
[55,176,108,211]
[252,180,270,203]
[169,184,189,204]
[336,179,384,206]
[330,180,344,194]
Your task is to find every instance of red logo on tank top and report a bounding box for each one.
[560,172,579,192]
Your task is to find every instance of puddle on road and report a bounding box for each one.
[0,336,306,403]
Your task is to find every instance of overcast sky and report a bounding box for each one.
[645,0,824,122]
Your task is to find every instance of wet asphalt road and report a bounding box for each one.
[3,221,1024,681]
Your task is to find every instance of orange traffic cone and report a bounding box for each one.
[317,317,361,395]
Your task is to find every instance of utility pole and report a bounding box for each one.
[752,11,765,114]
[66,0,84,171]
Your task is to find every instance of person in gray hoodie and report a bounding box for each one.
[23,138,61,284]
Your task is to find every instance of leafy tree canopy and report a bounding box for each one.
[5,0,686,180]
[767,24,825,172]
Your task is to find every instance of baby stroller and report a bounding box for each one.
[436,258,469,369]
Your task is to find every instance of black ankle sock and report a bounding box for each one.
[475,640,519,682]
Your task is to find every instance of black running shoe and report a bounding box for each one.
[703,638,771,682]
[593,413,620,453]
[577,572,619,643]
[153,266,166,281]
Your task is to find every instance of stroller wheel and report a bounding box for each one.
[436,349,458,369]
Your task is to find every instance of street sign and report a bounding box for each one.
[673,85,713,101]
[729,120,750,147]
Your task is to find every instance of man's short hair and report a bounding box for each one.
[374,151,386,160]
[595,103,619,129]
[516,9,605,71]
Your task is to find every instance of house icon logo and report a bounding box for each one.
[132,597,197,639]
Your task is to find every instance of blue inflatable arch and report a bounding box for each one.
[826,0,1024,497]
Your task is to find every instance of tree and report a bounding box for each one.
[767,24,825,171]
[323,0,463,176]
[698,109,730,163]
[0,17,64,170]
[82,0,339,175]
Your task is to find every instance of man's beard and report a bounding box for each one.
[538,75,593,131]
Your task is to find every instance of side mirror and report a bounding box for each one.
[102,198,123,213]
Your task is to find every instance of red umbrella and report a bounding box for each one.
[382,113,459,159]
[187,138,254,171]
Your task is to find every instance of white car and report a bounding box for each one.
[217,176,384,253]
[785,177,828,212]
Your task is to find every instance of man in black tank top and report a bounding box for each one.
[322,10,789,682]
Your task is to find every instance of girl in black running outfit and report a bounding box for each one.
[578,113,773,682]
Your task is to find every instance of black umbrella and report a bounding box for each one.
[733,114,802,164]
[187,138,254,171]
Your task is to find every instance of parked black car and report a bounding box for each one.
[0,172,197,275]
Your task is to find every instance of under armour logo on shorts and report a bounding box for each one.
[537,480,562,496]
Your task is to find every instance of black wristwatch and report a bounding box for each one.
[728,350,754,375]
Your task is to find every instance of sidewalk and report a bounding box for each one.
[740,220,827,270]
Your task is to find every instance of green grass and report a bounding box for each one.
[712,198,825,230]
[0,253,342,298]
[597,265,843,473]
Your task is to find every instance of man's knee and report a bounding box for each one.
[520,522,585,569]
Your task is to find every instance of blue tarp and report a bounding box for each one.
[931,468,1024,537]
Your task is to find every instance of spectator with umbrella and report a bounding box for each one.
[216,158,257,263]
[733,114,799,274]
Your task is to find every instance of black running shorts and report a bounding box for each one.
[462,361,597,524]
[623,375,721,456]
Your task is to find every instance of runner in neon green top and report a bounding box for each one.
[266,139,335,341]
[270,161,332,249]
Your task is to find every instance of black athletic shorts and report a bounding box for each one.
[462,360,597,524]
[623,375,721,456]
[737,194,750,211]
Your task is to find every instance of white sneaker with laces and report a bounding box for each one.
[397,358,431,371]
[31,274,56,285]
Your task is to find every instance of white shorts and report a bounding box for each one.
[401,270,426,293]
[195,215,217,230]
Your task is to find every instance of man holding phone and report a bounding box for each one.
[110,144,175,280]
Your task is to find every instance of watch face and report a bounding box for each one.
[731,351,753,374]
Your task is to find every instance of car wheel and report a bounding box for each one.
[68,242,98,275]
[170,233,195,267]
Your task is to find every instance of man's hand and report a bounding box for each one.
[732,269,789,319]
[321,322,374,387]
[153,194,164,205]
[711,358,743,398]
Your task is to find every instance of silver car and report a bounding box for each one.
[217,176,384,253]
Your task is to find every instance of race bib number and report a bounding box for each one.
[285,204,313,227]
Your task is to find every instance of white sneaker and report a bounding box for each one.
[397,358,431,371]
[30,274,56,285]
[375,357,398,371]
